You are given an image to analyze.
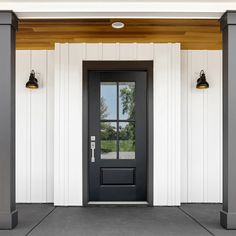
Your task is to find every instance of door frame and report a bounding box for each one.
[82,61,153,206]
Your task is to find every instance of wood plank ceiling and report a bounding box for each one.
[16,19,222,50]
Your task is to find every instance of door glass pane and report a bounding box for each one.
[119,82,135,120]
[100,82,117,120]
[101,122,117,159]
[119,122,135,160]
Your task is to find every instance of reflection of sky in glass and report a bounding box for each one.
[101,83,117,120]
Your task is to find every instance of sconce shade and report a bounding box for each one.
[26,70,38,89]
[196,70,209,89]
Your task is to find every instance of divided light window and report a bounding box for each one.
[100,82,135,160]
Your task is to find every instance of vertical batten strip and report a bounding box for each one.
[186,51,189,203]
[60,44,68,205]
[172,44,176,205]
[173,44,181,205]
[28,51,32,203]
[54,44,60,205]
[203,51,208,202]
[15,51,20,202]
[43,50,48,202]
[188,51,205,202]
[42,50,48,203]
[59,43,65,205]
[46,50,54,202]
[116,43,120,60]
[167,44,171,204]
[30,51,47,202]
[218,51,223,202]
[64,44,69,206]
[180,50,188,203]
[45,51,48,202]
[187,51,192,202]
[134,43,137,59]
[98,43,103,60]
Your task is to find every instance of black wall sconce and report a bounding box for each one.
[196,70,209,89]
[26,70,38,89]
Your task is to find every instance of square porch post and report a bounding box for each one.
[0,10,18,229]
[220,10,236,229]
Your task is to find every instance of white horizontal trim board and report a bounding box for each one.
[16,50,54,203]
[54,43,181,206]
[181,50,222,203]
[2,1,236,19]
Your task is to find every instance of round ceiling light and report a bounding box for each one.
[112,22,125,29]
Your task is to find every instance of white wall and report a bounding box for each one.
[181,50,222,203]
[15,47,222,205]
[16,50,54,203]
[54,43,181,206]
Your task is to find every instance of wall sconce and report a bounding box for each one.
[26,70,38,89]
[196,70,209,89]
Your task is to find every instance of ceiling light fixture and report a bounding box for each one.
[112,22,125,29]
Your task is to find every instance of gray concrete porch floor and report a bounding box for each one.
[0,204,235,236]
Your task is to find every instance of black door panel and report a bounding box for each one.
[88,71,147,201]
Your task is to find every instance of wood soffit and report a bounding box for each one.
[16,19,222,50]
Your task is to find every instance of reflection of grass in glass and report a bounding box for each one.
[120,140,135,152]
[101,140,116,153]
[101,140,135,153]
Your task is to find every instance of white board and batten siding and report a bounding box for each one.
[15,46,223,205]
[181,50,222,203]
[16,50,54,203]
[54,43,181,206]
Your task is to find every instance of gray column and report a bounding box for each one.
[220,11,236,229]
[0,11,18,229]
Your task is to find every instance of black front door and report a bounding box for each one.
[88,70,147,201]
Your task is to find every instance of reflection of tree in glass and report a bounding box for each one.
[101,122,116,153]
[100,96,109,119]
[119,123,135,141]
[119,122,135,151]
[119,84,135,148]
[120,84,135,120]
[101,123,116,140]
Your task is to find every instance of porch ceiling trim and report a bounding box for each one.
[1,2,236,19]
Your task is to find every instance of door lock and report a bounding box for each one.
[91,136,96,162]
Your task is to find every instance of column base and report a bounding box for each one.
[0,210,18,229]
[221,210,236,229]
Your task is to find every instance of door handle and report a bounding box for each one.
[91,136,96,163]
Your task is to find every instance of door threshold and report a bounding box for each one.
[88,201,148,206]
